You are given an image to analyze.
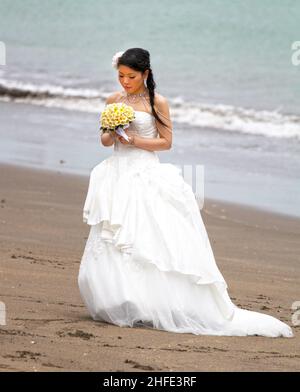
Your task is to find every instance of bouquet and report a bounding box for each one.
[100,102,135,142]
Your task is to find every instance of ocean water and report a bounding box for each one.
[0,0,299,217]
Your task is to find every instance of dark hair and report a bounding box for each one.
[117,48,167,127]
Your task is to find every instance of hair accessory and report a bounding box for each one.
[112,51,124,69]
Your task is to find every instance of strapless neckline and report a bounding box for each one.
[134,110,154,119]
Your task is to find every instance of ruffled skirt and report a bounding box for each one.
[78,149,294,337]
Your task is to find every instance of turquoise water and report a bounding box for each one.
[0,0,299,114]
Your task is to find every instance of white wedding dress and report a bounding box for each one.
[78,102,294,338]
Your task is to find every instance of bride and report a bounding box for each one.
[78,48,293,338]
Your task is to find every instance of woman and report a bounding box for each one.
[78,48,293,337]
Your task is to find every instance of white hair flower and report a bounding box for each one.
[112,51,124,69]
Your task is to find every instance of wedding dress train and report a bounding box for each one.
[78,110,294,338]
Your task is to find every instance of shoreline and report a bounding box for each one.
[1,158,300,221]
[1,99,300,219]
[0,162,299,371]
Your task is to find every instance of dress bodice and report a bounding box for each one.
[116,110,158,140]
[112,111,159,161]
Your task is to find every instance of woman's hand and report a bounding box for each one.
[116,129,136,145]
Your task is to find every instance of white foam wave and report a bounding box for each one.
[0,78,299,140]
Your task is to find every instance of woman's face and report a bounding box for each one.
[118,65,148,93]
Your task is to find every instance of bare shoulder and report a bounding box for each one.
[154,92,169,105]
[105,91,123,104]
[154,92,170,113]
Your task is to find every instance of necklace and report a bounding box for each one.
[127,91,147,97]
[123,89,149,102]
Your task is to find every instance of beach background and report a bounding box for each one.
[0,0,299,371]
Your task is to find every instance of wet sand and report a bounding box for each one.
[0,162,299,372]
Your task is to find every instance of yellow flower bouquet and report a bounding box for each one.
[100,102,135,142]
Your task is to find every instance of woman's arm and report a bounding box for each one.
[132,133,170,152]
[100,93,119,147]
[119,95,173,152]
[101,131,115,146]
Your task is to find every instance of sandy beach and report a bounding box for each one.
[0,162,299,372]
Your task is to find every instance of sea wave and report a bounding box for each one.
[1,78,299,140]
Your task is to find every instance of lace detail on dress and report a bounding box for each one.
[80,226,106,268]
[123,253,145,273]
[81,225,146,275]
